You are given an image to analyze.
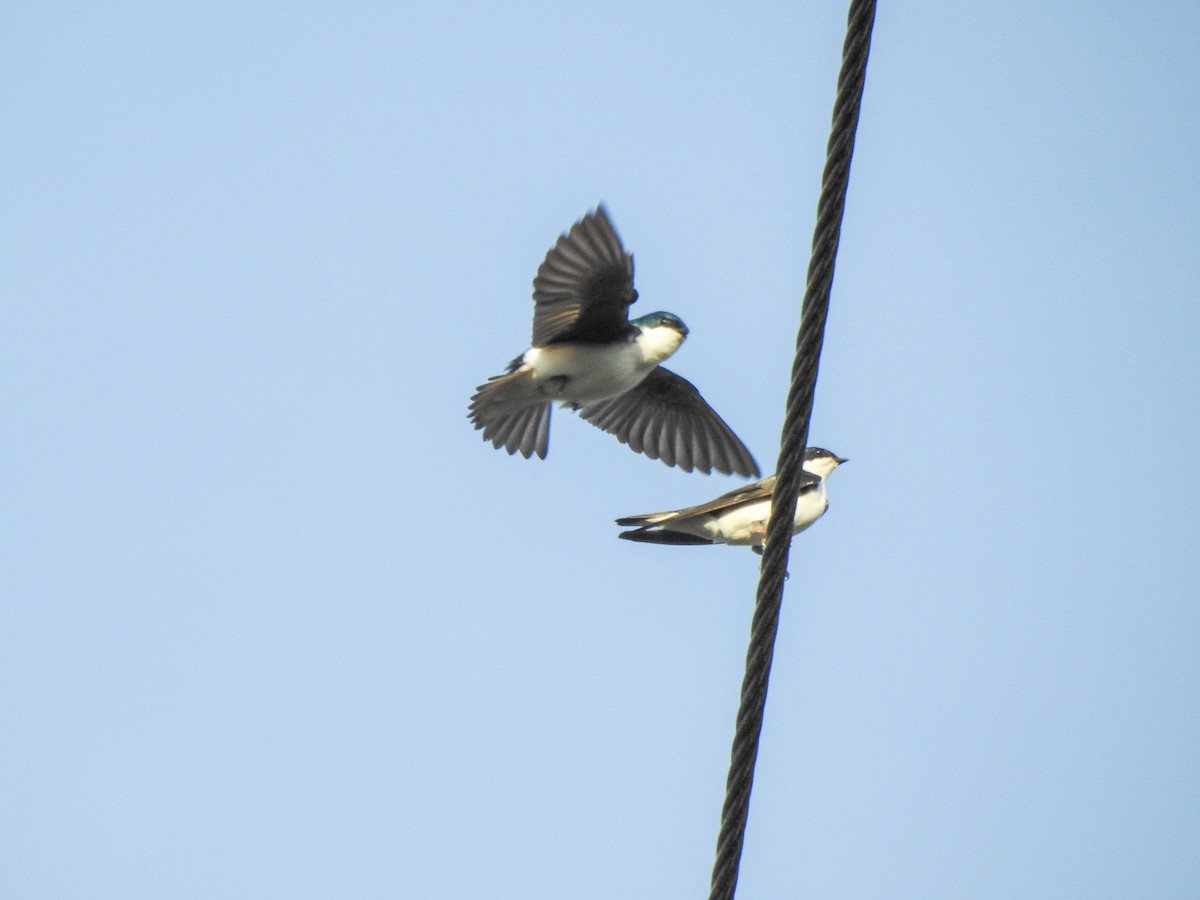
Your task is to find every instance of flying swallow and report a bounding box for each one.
[469,206,759,477]
[616,448,847,552]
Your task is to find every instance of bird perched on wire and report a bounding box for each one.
[469,206,759,477]
[616,447,846,552]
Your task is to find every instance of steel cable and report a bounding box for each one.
[708,1,876,896]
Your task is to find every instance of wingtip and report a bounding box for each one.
[682,454,760,479]
[720,445,761,479]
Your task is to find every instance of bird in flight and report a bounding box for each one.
[616,448,846,552]
[469,206,759,477]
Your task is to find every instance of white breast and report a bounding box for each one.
[523,341,650,404]
[790,487,830,535]
[635,325,685,365]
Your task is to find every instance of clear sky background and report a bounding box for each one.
[4,2,1198,898]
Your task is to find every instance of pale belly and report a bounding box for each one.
[711,501,773,545]
[711,491,829,545]
[524,343,652,404]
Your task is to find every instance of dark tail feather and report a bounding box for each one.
[479,402,551,459]
[618,528,714,546]
[469,370,551,459]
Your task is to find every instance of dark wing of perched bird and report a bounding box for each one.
[530,206,638,346]
[616,476,780,529]
[579,367,761,477]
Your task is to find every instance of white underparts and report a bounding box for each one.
[522,327,685,405]
[634,325,686,365]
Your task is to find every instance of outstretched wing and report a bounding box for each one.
[579,367,760,477]
[531,206,637,346]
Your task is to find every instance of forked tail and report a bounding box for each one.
[469,371,552,459]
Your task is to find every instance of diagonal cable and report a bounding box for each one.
[708,1,877,897]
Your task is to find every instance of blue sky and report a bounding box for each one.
[3,2,1199,897]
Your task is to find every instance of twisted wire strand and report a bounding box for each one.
[708,2,877,897]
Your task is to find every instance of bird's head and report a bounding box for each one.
[803,447,848,479]
[631,311,689,337]
[630,311,688,364]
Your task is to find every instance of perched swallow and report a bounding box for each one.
[469,207,759,477]
[616,448,847,552]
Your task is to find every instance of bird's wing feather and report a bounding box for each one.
[531,207,637,346]
[615,476,777,528]
[579,367,760,477]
